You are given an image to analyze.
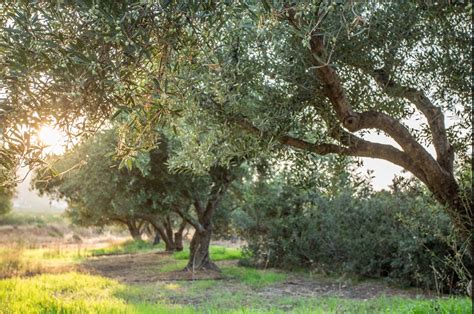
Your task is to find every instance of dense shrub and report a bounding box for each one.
[233,180,471,293]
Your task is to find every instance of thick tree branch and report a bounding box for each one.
[331,128,429,185]
[234,115,429,184]
[372,68,454,173]
[175,206,204,233]
[233,117,349,155]
[307,32,448,182]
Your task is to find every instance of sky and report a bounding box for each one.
[13,167,67,213]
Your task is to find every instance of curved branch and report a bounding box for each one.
[372,68,454,173]
[175,207,204,233]
[307,32,447,182]
[234,116,429,185]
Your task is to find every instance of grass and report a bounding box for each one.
[172,245,242,261]
[222,266,287,288]
[90,239,163,256]
[0,272,471,313]
[0,272,134,313]
[0,241,471,313]
[159,259,188,272]
[0,239,159,278]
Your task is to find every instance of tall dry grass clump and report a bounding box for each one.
[0,246,42,278]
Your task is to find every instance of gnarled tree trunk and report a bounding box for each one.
[183,165,236,272]
[126,220,143,241]
[174,220,187,252]
[185,226,218,271]
[140,214,187,252]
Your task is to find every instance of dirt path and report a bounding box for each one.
[79,251,436,300]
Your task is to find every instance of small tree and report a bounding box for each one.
[34,130,190,249]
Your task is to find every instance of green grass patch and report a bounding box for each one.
[172,245,242,261]
[286,296,472,314]
[0,272,199,314]
[0,271,471,313]
[159,260,188,272]
[90,240,162,256]
[222,266,287,288]
[0,272,132,313]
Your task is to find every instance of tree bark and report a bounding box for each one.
[174,220,187,252]
[155,224,175,251]
[126,221,142,241]
[183,165,237,272]
[152,230,161,245]
[174,231,184,251]
[185,226,219,271]
[138,213,188,252]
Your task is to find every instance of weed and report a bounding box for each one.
[159,260,187,272]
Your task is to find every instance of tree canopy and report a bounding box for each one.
[34,129,192,247]
[0,1,471,258]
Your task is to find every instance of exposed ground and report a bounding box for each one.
[0,218,470,313]
[78,250,435,302]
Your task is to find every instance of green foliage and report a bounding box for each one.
[172,245,242,261]
[1,1,470,174]
[91,240,161,256]
[33,130,192,234]
[232,174,471,293]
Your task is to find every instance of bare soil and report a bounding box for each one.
[78,251,436,300]
[80,252,224,282]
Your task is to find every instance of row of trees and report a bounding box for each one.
[32,132,472,292]
[35,130,191,251]
[34,129,242,269]
[0,1,471,277]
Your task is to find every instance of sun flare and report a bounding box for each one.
[38,125,67,154]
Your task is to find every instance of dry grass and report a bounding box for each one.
[0,246,44,278]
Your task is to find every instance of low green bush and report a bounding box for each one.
[0,212,64,226]
[233,181,471,294]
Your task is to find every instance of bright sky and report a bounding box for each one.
[358,132,407,190]
[37,125,68,155]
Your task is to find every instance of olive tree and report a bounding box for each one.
[1,1,471,268]
[34,130,191,250]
